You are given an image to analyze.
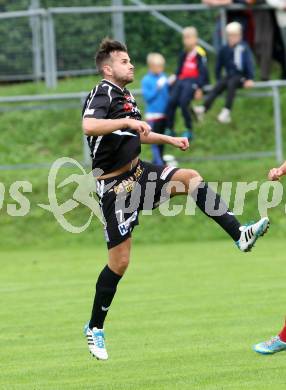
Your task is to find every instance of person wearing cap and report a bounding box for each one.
[194,22,254,124]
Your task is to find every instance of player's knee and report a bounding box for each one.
[185,169,203,183]
[194,170,203,181]
[183,169,203,192]
[116,254,130,274]
[108,240,131,275]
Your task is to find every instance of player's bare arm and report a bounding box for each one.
[268,161,286,181]
[140,131,189,151]
[82,117,151,136]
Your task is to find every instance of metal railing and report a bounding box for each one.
[0,80,284,171]
[0,2,274,88]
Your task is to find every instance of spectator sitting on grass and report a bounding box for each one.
[194,22,254,124]
[141,53,169,165]
[165,26,209,140]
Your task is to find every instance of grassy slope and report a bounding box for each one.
[1,72,286,249]
[1,240,285,390]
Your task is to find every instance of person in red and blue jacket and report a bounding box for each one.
[165,27,209,140]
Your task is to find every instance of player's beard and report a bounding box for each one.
[113,72,134,87]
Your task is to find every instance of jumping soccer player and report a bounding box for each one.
[82,38,270,361]
[253,160,286,355]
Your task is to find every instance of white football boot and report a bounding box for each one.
[84,324,108,360]
[236,217,270,252]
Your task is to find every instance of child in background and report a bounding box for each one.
[166,27,209,140]
[195,22,254,124]
[141,53,169,165]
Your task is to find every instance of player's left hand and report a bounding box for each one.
[170,137,189,151]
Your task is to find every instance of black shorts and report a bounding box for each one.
[96,160,179,249]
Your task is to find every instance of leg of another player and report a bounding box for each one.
[279,321,286,343]
[253,319,286,355]
[85,239,131,360]
[168,169,269,251]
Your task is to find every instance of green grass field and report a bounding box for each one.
[1,67,286,390]
[1,238,285,390]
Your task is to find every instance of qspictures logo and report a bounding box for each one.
[0,157,285,233]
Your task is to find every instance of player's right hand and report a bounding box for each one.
[170,137,189,151]
[127,119,151,136]
[268,167,283,181]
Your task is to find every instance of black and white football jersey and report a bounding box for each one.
[82,79,142,174]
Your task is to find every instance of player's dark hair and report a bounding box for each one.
[95,38,127,74]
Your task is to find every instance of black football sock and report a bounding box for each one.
[192,182,241,241]
[89,265,122,329]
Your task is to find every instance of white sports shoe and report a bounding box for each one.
[84,324,108,360]
[193,105,206,121]
[217,108,231,123]
[236,217,270,252]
